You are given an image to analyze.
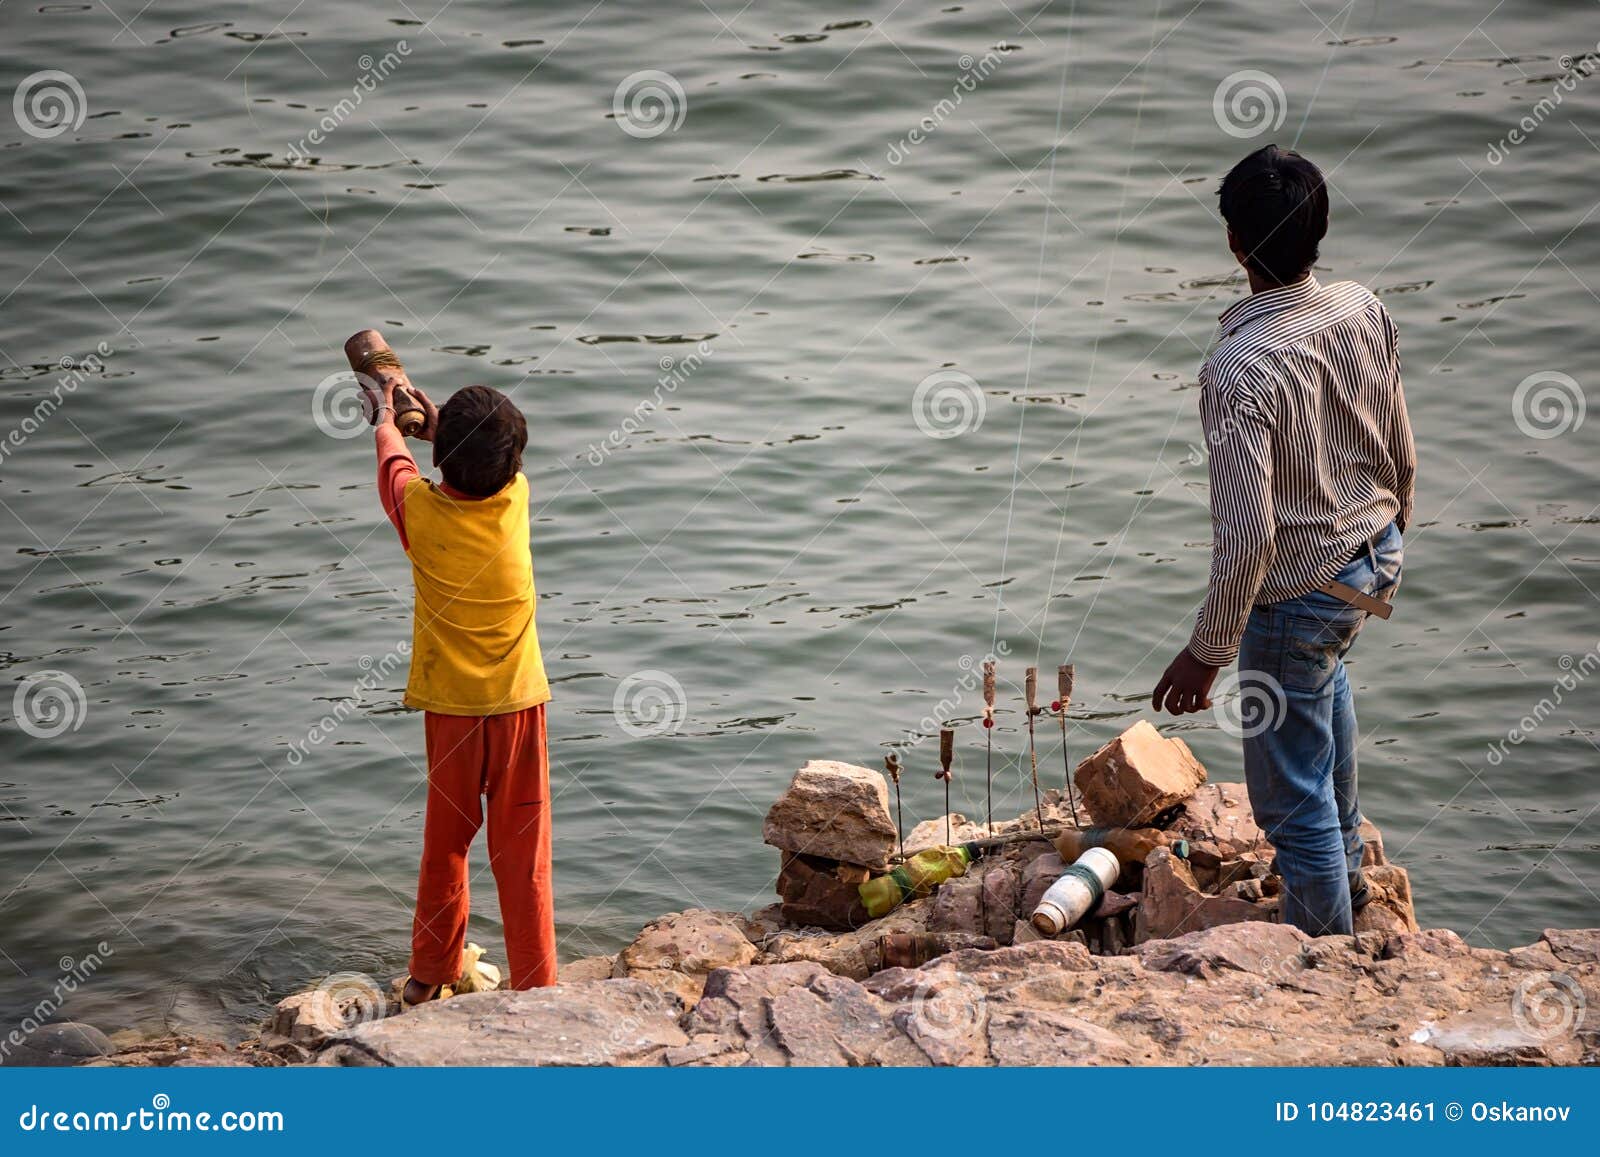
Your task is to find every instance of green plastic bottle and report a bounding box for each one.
[859,845,975,919]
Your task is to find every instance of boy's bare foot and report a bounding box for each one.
[402,977,443,1007]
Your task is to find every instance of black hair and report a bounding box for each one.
[1218,144,1328,285]
[433,385,527,498]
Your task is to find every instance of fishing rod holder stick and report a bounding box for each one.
[884,752,904,859]
[1023,666,1045,830]
[938,726,955,845]
[1055,662,1081,828]
[981,660,996,834]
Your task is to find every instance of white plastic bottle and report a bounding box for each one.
[1030,846,1120,935]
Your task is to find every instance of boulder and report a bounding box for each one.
[611,909,759,1005]
[981,866,1018,945]
[1542,928,1600,966]
[1074,720,1207,828]
[927,873,984,937]
[903,813,987,856]
[1134,847,1275,943]
[775,851,871,930]
[763,898,932,980]
[1020,852,1067,914]
[335,980,687,1066]
[764,760,898,870]
[1168,780,1265,860]
[557,954,617,983]
[988,1008,1139,1066]
[0,1021,114,1067]
[1139,922,1311,979]
[1353,864,1419,935]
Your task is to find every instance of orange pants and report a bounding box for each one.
[410,704,556,990]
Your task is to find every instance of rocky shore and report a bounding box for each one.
[30,728,1599,1068]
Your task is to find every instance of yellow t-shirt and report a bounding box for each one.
[400,473,550,715]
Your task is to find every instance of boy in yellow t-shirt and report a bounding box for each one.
[365,377,554,1003]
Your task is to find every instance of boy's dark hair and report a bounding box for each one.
[1218,144,1328,285]
[433,385,527,497]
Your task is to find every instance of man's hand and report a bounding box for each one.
[1152,648,1221,715]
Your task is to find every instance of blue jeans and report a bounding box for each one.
[1237,522,1402,937]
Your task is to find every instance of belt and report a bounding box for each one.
[1320,533,1395,620]
[1317,577,1394,620]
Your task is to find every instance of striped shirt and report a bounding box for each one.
[1188,275,1416,666]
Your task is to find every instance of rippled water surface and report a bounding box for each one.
[3,0,1598,1037]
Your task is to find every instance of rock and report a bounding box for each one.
[775,851,871,930]
[1353,864,1419,935]
[763,898,934,980]
[1139,922,1311,980]
[903,813,987,856]
[990,1007,1139,1065]
[335,980,688,1066]
[766,972,915,1066]
[1359,817,1387,865]
[763,760,898,869]
[557,954,617,983]
[1540,928,1600,966]
[1134,847,1275,943]
[1074,720,1207,828]
[611,909,759,1005]
[927,873,984,937]
[1169,780,1265,860]
[1,1021,115,1067]
[274,911,1600,1068]
[93,1035,255,1068]
[981,865,1018,945]
[687,961,830,1063]
[892,973,990,1065]
[1020,851,1067,914]
[267,981,394,1049]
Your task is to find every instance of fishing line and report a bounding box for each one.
[1293,2,1360,147]
[985,5,1076,822]
[990,6,1076,659]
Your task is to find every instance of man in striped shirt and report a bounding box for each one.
[1153,145,1416,937]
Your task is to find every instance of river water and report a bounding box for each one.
[2,0,1597,1038]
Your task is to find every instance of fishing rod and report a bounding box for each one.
[1053,662,1081,829]
[1024,666,1045,831]
[982,660,996,835]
